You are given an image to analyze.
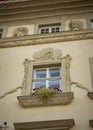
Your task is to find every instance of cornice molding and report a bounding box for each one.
[0,0,82,4]
[1,2,93,16]
[0,30,93,48]
[0,9,93,22]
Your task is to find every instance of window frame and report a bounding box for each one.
[22,55,71,96]
[39,23,61,34]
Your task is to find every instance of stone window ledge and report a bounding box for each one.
[17,92,74,108]
[14,119,75,130]
[87,92,93,100]
[89,120,93,127]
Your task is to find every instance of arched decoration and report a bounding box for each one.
[33,47,62,61]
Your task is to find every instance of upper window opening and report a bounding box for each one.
[39,23,61,34]
[91,19,93,29]
[0,29,3,38]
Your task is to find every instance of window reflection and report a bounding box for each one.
[49,80,60,89]
[49,68,60,77]
[35,69,46,78]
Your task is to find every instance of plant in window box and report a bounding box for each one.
[32,87,62,101]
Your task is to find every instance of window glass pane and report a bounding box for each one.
[49,79,60,89]
[41,29,44,34]
[56,27,60,32]
[41,28,49,34]
[51,27,60,33]
[49,68,60,77]
[45,28,49,34]
[0,33,2,38]
[33,81,46,88]
[35,69,46,78]
[0,29,3,38]
[51,28,56,33]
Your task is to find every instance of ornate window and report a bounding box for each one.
[21,48,72,95]
[39,23,61,34]
[18,48,74,107]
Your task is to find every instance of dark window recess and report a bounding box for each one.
[0,29,3,38]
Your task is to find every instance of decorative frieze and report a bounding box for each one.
[17,92,74,107]
[0,30,93,48]
[33,47,62,61]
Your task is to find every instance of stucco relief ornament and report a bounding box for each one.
[14,27,28,37]
[69,20,83,30]
[33,48,62,61]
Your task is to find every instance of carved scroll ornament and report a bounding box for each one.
[33,47,62,61]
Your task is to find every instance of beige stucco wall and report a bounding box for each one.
[0,40,93,130]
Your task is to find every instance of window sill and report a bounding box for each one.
[87,92,93,100]
[17,92,74,108]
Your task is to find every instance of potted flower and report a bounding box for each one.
[32,87,62,101]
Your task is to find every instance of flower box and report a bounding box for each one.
[17,92,74,108]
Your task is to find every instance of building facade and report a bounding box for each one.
[0,0,93,130]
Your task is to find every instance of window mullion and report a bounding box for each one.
[49,28,51,33]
